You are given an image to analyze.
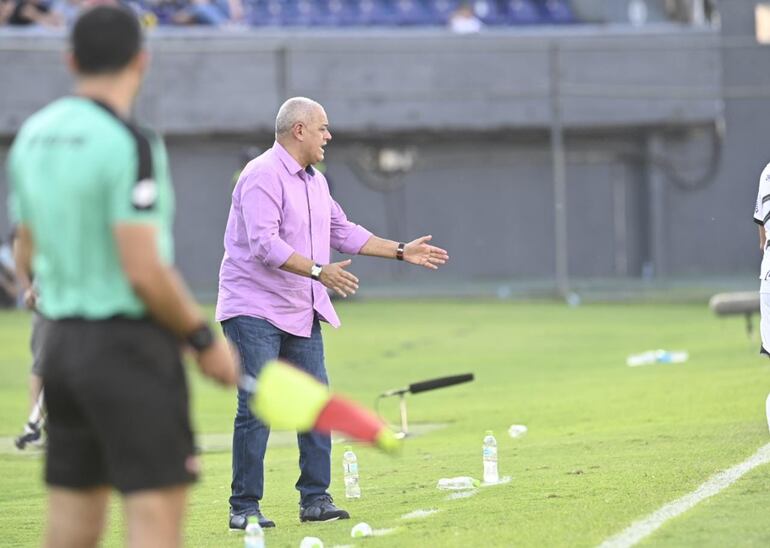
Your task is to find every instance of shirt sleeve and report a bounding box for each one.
[755,165,770,226]
[107,128,163,225]
[240,170,295,268]
[329,196,372,254]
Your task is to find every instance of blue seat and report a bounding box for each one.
[318,0,359,26]
[287,0,326,26]
[504,0,541,24]
[394,0,436,25]
[537,0,574,24]
[471,0,506,25]
[353,0,399,26]
[426,0,460,24]
[246,0,286,26]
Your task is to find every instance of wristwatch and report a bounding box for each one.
[310,263,323,281]
[186,323,214,353]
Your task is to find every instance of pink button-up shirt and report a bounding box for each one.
[215,142,372,337]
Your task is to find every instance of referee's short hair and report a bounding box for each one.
[72,5,142,75]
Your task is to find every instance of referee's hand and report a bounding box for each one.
[196,338,239,386]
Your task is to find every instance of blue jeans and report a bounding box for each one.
[222,315,331,515]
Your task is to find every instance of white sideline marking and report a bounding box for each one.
[401,508,440,520]
[599,443,770,548]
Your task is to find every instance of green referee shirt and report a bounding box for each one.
[6,96,175,320]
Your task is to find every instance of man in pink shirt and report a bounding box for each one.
[217,97,448,528]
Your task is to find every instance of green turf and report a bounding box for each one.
[1,300,769,547]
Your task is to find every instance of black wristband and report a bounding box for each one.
[186,323,214,353]
[396,242,405,261]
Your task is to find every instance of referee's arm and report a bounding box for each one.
[115,224,238,386]
[12,225,35,308]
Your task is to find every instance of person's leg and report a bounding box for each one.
[188,1,228,25]
[42,320,113,544]
[279,317,332,505]
[222,316,282,521]
[28,372,43,412]
[16,313,47,449]
[15,374,44,449]
[123,485,187,548]
[43,486,110,548]
[761,293,770,355]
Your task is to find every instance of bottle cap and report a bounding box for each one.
[247,516,260,525]
[485,430,494,435]
[345,445,353,452]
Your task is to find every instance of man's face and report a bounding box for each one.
[302,107,332,165]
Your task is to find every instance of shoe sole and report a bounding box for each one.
[229,523,276,531]
[300,515,349,523]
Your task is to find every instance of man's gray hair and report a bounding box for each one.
[275,97,322,138]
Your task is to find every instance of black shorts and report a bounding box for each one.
[40,316,197,494]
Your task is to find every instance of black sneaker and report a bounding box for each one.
[14,422,42,450]
[229,509,275,530]
[299,495,350,522]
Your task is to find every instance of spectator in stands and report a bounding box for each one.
[3,0,64,26]
[449,1,482,33]
[664,0,716,25]
[143,0,243,26]
[1,0,14,24]
[53,0,84,26]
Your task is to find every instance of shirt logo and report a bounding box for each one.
[132,178,158,210]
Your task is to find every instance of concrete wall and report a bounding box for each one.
[0,26,721,135]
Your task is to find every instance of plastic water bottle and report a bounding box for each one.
[343,445,361,499]
[482,430,498,484]
[626,350,689,367]
[244,516,264,548]
[655,350,688,364]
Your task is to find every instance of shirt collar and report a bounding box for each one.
[273,141,316,179]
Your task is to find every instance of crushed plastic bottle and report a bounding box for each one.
[508,424,528,438]
[436,476,480,490]
[299,537,323,548]
[626,350,689,367]
[351,522,373,538]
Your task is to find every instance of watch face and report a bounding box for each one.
[311,264,323,278]
[188,325,214,351]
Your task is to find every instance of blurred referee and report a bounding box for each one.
[6,5,237,547]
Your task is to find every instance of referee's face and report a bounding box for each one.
[304,106,332,166]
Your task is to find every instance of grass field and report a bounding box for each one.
[1,300,770,547]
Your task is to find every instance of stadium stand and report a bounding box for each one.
[0,0,578,28]
[243,0,576,27]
